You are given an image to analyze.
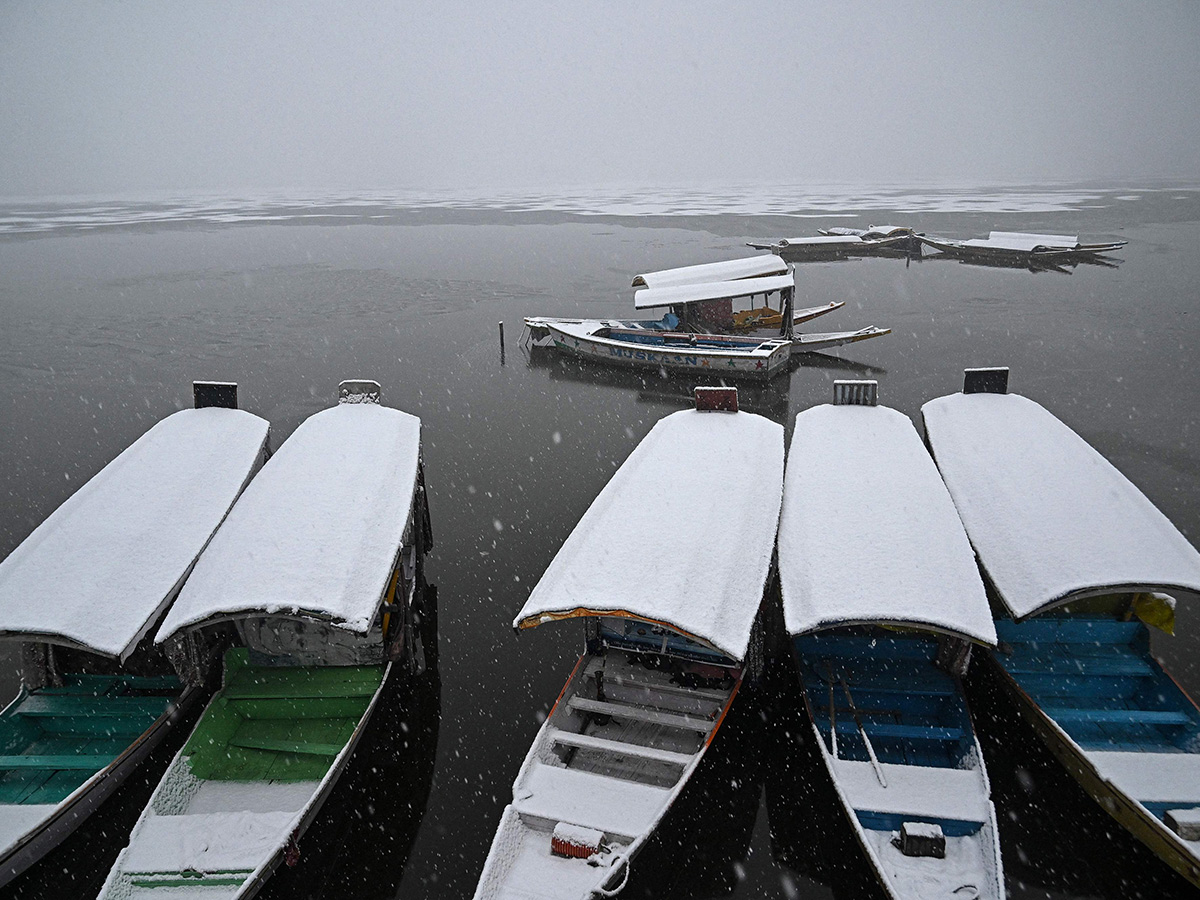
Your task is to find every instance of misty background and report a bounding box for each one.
[3,0,1200,199]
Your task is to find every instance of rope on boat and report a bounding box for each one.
[592,853,630,897]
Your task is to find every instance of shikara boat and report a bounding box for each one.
[0,382,270,888]
[919,231,1127,260]
[473,387,783,900]
[525,256,889,380]
[777,380,1005,900]
[923,367,1200,889]
[98,379,433,900]
[748,226,920,258]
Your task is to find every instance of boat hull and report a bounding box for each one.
[473,647,741,900]
[98,652,392,900]
[792,633,1004,900]
[986,649,1200,888]
[0,677,200,889]
[545,321,791,381]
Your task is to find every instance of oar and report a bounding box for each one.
[839,674,887,788]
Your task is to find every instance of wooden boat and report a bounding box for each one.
[473,387,783,900]
[777,379,1005,900]
[98,379,433,900]
[922,367,1200,890]
[919,231,1127,260]
[0,382,270,888]
[526,258,888,380]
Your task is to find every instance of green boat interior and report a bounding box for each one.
[0,673,179,804]
[182,648,383,782]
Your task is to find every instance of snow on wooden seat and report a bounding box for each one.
[831,758,990,823]
[548,730,692,766]
[1086,751,1200,804]
[566,697,714,733]
[120,810,297,874]
[515,763,672,837]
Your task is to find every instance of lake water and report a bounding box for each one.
[2,185,1199,899]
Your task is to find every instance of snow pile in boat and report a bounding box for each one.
[0,408,269,661]
[514,409,784,662]
[157,403,421,640]
[922,391,1200,619]
[778,404,995,643]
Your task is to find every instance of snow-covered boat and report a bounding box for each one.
[473,388,783,900]
[923,367,1200,890]
[748,226,920,258]
[778,380,1005,900]
[919,231,1127,260]
[98,379,434,900]
[525,257,889,380]
[0,383,270,888]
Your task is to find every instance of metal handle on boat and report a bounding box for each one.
[592,853,630,897]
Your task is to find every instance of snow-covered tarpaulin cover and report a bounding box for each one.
[0,408,269,661]
[514,409,784,662]
[631,255,787,289]
[156,403,421,640]
[778,404,996,644]
[633,273,794,311]
[922,391,1200,620]
[962,232,1080,252]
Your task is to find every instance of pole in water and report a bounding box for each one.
[498,322,505,364]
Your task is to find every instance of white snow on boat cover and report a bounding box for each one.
[631,255,787,289]
[514,409,784,661]
[0,409,269,661]
[156,403,421,640]
[922,392,1200,620]
[779,236,862,247]
[634,273,793,310]
[962,232,1080,253]
[778,404,995,643]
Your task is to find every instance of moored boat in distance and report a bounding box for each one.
[0,382,270,889]
[923,367,1200,890]
[97,379,434,900]
[472,387,783,900]
[524,255,888,380]
[919,231,1127,260]
[777,380,1005,900]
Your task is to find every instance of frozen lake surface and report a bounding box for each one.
[2,185,1199,899]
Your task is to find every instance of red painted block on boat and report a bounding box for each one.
[694,387,739,412]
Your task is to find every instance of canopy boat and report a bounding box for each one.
[778,380,1004,900]
[919,231,1127,260]
[473,388,784,900]
[748,226,920,258]
[525,258,888,380]
[98,379,434,900]
[0,383,269,888]
[923,368,1200,890]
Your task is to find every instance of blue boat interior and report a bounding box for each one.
[796,629,983,835]
[599,618,735,667]
[995,615,1200,755]
[603,329,767,351]
[0,673,178,805]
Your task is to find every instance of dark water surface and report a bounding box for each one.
[2,187,1199,899]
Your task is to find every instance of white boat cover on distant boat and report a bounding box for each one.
[157,403,421,640]
[633,273,793,310]
[778,404,996,643]
[922,392,1200,619]
[779,235,863,247]
[0,409,269,661]
[513,409,784,661]
[961,232,1079,253]
[631,255,787,289]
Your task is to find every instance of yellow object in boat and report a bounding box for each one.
[731,306,781,329]
[1132,592,1176,636]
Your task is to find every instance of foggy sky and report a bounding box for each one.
[2,1,1199,197]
